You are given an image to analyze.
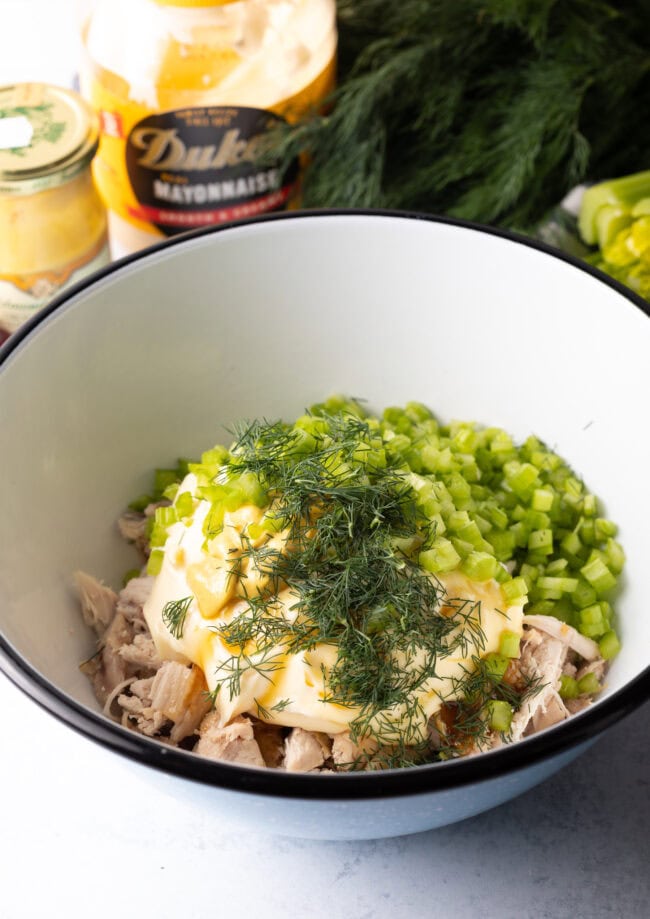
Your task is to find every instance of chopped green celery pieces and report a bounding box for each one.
[450,537,475,560]
[594,518,617,540]
[162,482,179,501]
[520,563,539,586]
[527,528,553,554]
[246,522,264,541]
[149,524,169,548]
[572,578,598,610]
[147,549,164,575]
[484,652,509,681]
[203,502,225,538]
[487,699,513,732]
[580,556,617,594]
[605,539,625,574]
[501,577,528,605]
[457,520,485,548]
[485,504,508,530]
[174,491,194,519]
[461,551,498,581]
[561,530,583,559]
[525,600,556,615]
[582,494,598,517]
[153,468,179,499]
[536,576,579,594]
[532,488,554,512]
[404,401,433,423]
[577,672,601,696]
[578,602,609,638]
[448,510,471,532]
[498,629,520,658]
[155,505,178,528]
[289,428,318,456]
[546,558,569,575]
[504,461,540,498]
[201,445,230,466]
[578,169,650,245]
[487,529,516,561]
[419,539,461,574]
[599,629,621,660]
[559,675,579,700]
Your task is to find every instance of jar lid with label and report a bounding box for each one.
[0,83,100,195]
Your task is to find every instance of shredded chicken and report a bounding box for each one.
[196,713,265,767]
[284,728,332,772]
[74,571,117,636]
[508,628,569,741]
[76,572,608,769]
[523,614,600,661]
[149,662,212,743]
[331,732,379,770]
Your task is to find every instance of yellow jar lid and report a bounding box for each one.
[0,83,100,194]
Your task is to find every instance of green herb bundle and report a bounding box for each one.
[274,0,650,229]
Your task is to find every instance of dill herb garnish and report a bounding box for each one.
[161,596,193,639]
[209,410,482,753]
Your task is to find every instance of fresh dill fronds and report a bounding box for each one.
[161,596,193,640]
[264,0,650,230]
[215,410,479,743]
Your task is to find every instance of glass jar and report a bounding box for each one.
[80,0,337,257]
[0,83,110,340]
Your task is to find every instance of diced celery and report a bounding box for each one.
[501,576,528,605]
[147,549,164,575]
[498,629,520,658]
[536,576,579,594]
[419,539,461,574]
[559,675,579,700]
[527,529,553,554]
[461,551,498,581]
[599,629,621,660]
[175,491,194,519]
[577,672,601,696]
[484,652,509,681]
[487,699,513,732]
[153,468,179,498]
[532,488,554,512]
[580,556,617,594]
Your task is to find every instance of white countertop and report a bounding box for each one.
[1,5,648,917]
[1,669,648,919]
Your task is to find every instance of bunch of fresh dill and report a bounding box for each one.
[272,0,650,229]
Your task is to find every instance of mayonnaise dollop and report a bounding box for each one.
[144,474,524,741]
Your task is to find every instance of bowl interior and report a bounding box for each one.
[1,213,648,719]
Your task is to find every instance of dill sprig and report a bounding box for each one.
[211,411,484,746]
[161,596,193,640]
[265,0,650,230]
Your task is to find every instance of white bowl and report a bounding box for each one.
[1,211,648,840]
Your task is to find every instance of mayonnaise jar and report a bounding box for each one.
[80,0,337,257]
[0,84,109,339]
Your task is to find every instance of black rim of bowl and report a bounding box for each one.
[1,209,649,802]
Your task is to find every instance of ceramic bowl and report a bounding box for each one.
[1,211,648,840]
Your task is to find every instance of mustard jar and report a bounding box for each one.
[0,83,110,339]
